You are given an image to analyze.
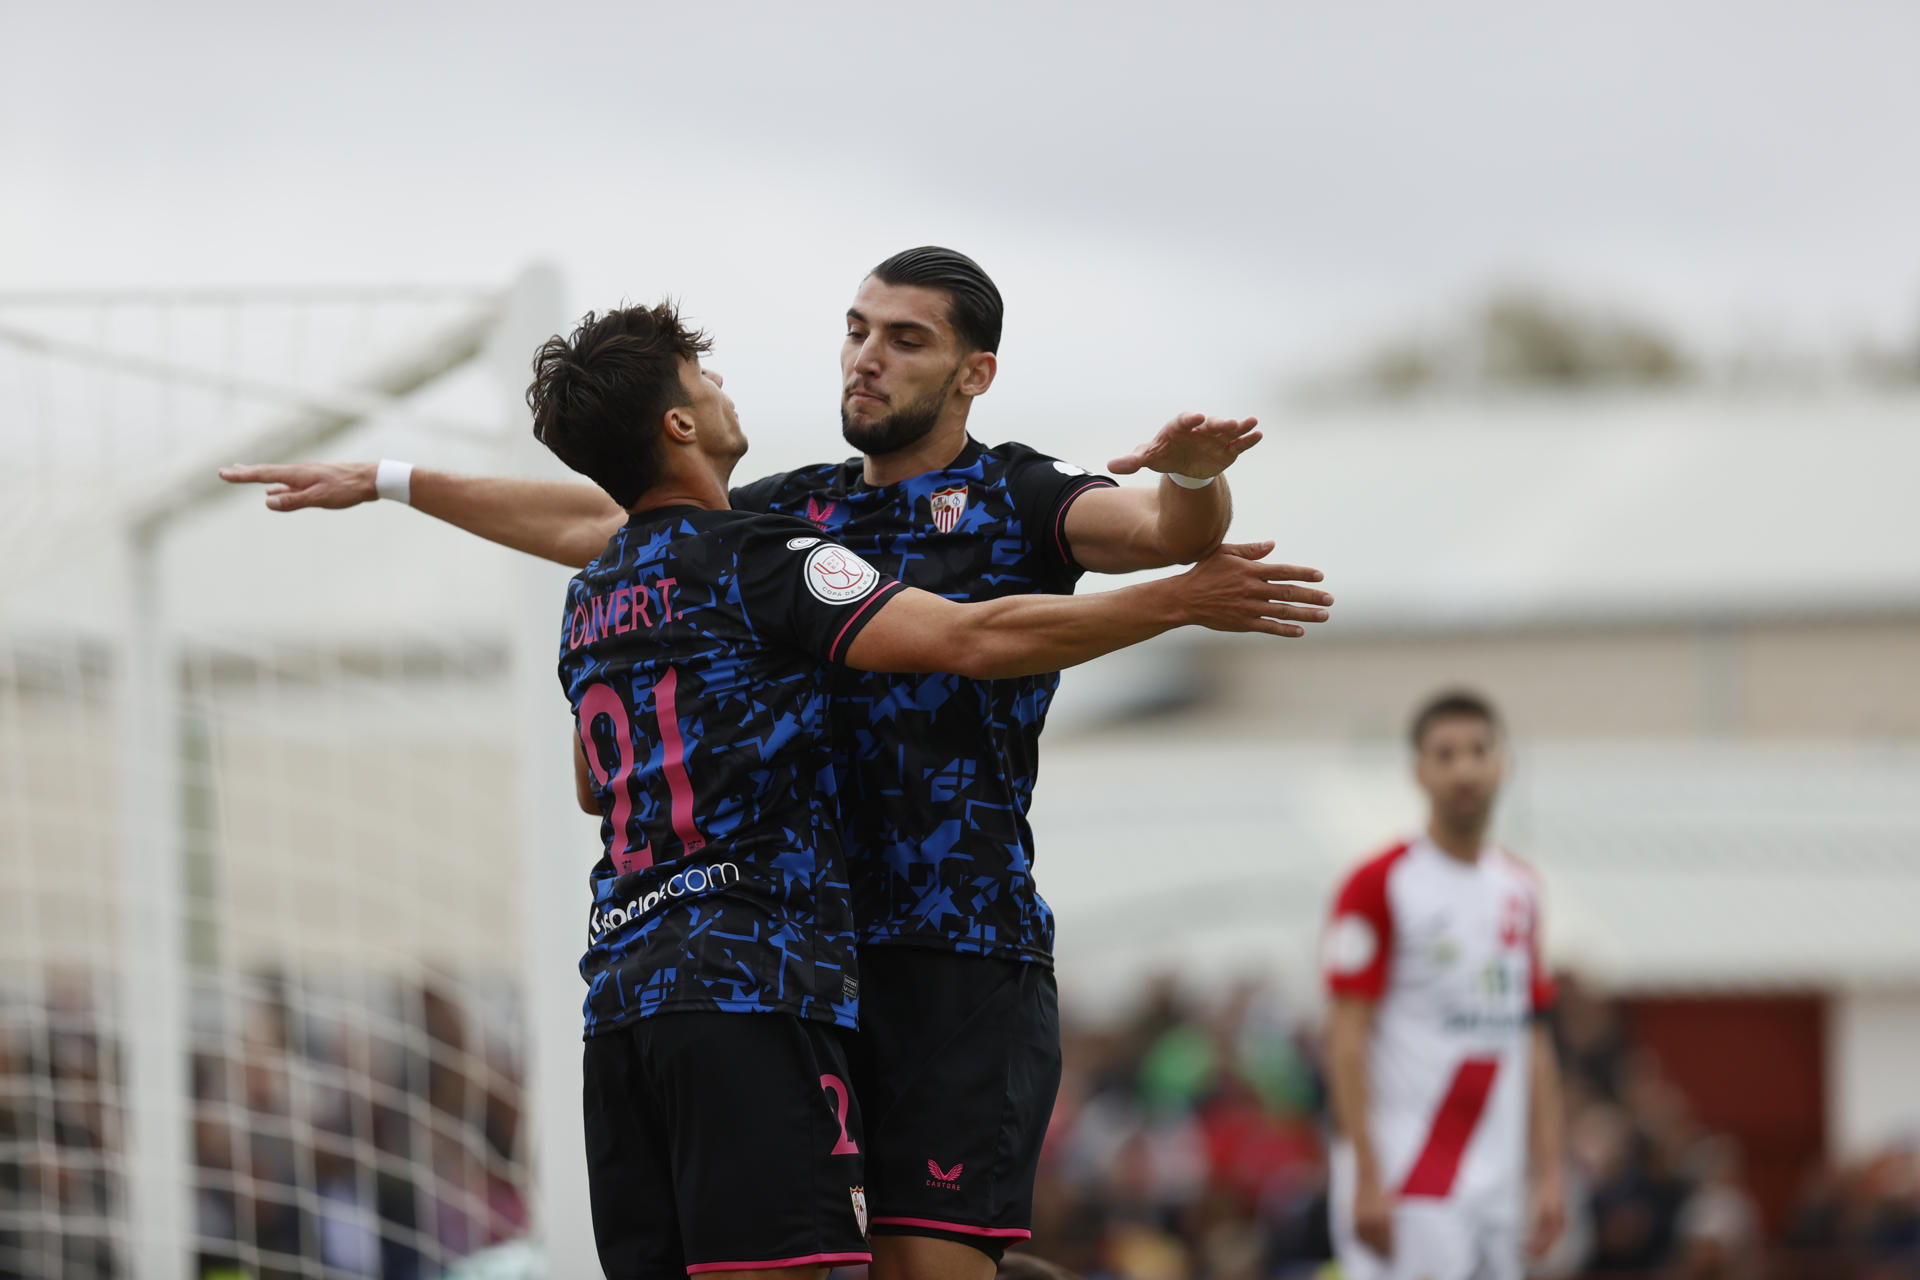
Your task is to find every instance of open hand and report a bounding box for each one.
[1108,411,1262,480]
[1175,541,1331,636]
[218,461,377,511]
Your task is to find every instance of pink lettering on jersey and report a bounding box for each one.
[568,577,681,650]
[653,666,704,854]
[1400,1056,1500,1198]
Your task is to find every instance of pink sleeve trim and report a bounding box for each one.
[687,1251,872,1274]
[827,579,905,663]
[1051,478,1116,569]
[869,1215,1033,1240]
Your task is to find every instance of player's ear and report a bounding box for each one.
[956,350,996,398]
[660,405,698,446]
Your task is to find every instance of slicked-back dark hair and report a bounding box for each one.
[869,245,1004,354]
[526,302,712,508]
[1409,688,1502,750]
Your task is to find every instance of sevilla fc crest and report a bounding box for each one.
[850,1186,869,1235]
[929,484,968,533]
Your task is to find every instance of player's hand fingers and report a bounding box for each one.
[1216,540,1275,560]
[1259,603,1330,624]
[1249,561,1324,583]
[219,463,292,485]
[1106,449,1149,475]
[1229,430,1264,454]
[1258,582,1333,606]
[1199,415,1256,438]
[1250,618,1307,638]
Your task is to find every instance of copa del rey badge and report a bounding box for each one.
[929,484,968,533]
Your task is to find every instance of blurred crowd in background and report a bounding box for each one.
[1028,973,1920,1280]
[10,969,1920,1279]
[0,974,526,1280]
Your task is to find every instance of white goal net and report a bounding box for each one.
[0,273,591,1280]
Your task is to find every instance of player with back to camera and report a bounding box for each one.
[221,247,1307,1280]
[498,300,1326,1279]
[1321,691,1567,1280]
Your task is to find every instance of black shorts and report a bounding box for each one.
[582,1011,871,1278]
[847,948,1062,1262]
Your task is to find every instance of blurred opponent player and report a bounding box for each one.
[525,301,1326,1278]
[1321,691,1566,1280]
[223,247,1292,1280]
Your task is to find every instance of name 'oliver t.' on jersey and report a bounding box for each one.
[730,439,1116,964]
[558,505,903,1039]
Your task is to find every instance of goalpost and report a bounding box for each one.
[0,268,597,1279]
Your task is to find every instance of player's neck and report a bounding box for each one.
[860,415,972,488]
[1426,820,1487,864]
[630,456,734,515]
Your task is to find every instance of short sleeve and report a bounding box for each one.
[998,443,1118,576]
[1323,849,1401,1001]
[728,470,789,515]
[731,517,904,666]
[1526,884,1557,1016]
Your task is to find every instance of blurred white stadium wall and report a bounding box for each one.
[3,274,1918,1272]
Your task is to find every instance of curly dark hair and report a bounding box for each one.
[526,301,712,507]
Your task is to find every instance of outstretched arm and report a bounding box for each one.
[218,461,626,569]
[1062,412,1261,574]
[843,540,1329,679]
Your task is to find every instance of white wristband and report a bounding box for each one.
[1168,472,1216,490]
[375,459,414,505]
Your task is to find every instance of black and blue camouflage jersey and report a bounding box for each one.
[731,438,1116,965]
[558,504,904,1037]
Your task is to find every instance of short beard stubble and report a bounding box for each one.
[840,365,959,457]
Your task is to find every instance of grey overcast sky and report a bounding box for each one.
[5,0,1918,435]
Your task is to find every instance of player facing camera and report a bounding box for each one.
[1410,689,1506,840]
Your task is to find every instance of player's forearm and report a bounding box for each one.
[1148,474,1232,565]
[934,579,1188,680]
[409,469,627,568]
[1528,1025,1565,1178]
[1327,1004,1384,1183]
